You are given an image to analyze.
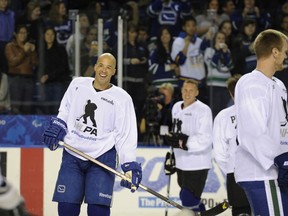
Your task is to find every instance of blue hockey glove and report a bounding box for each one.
[274,152,288,188]
[164,133,188,150]
[120,162,142,193]
[42,117,67,151]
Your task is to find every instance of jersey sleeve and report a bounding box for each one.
[171,38,185,64]
[213,111,229,174]
[114,93,138,164]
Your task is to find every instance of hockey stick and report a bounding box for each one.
[58,141,229,216]
[165,147,174,216]
[58,141,183,209]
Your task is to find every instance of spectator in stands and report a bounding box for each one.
[279,14,288,36]
[16,0,44,48]
[0,71,11,114]
[231,18,257,75]
[171,16,208,104]
[272,1,288,31]
[137,24,150,54]
[81,26,98,77]
[104,1,139,49]
[146,0,192,41]
[195,0,224,37]
[66,12,90,72]
[219,20,233,48]
[274,14,288,90]
[45,0,73,46]
[148,26,179,91]
[80,26,111,77]
[86,0,104,27]
[0,0,15,74]
[40,27,71,114]
[204,31,233,117]
[230,0,271,35]
[5,25,38,114]
[116,22,148,132]
[219,0,235,21]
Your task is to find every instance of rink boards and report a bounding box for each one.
[0,115,229,216]
[0,148,229,216]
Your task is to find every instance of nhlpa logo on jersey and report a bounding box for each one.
[76,99,97,127]
[75,99,98,136]
[284,161,288,166]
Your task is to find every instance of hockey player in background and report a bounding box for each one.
[42,53,142,216]
[234,29,288,215]
[213,74,251,215]
[164,79,213,212]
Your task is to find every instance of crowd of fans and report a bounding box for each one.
[1,0,288,144]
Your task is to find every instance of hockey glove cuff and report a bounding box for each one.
[42,117,67,151]
[164,133,188,150]
[274,152,288,188]
[164,151,176,175]
[120,162,142,193]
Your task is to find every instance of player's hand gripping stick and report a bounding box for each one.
[58,141,229,216]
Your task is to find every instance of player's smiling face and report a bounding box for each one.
[181,82,199,106]
[94,54,116,90]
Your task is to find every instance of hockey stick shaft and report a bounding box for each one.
[165,147,173,216]
[58,141,184,210]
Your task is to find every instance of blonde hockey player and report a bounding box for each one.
[164,79,213,213]
[234,29,288,215]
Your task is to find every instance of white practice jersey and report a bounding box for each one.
[171,37,206,80]
[57,77,138,164]
[213,105,237,175]
[171,100,213,170]
[235,70,288,182]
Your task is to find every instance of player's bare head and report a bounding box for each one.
[96,53,116,69]
[94,53,116,90]
[181,79,199,104]
[183,79,199,90]
[254,29,288,60]
[226,74,242,98]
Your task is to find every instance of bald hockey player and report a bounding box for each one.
[42,53,142,216]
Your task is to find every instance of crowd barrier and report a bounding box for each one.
[0,115,230,216]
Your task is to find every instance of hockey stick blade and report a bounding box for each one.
[197,200,229,216]
[58,142,229,215]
